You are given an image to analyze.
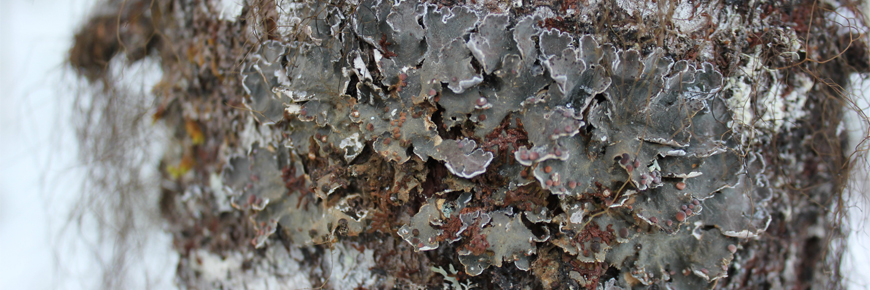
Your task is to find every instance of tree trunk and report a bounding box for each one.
[69,0,870,289]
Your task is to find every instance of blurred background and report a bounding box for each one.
[0,0,868,289]
[0,1,175,289]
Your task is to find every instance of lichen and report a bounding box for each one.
[457,208,539,276]
[89,0,866,289]
[227,2,763,287]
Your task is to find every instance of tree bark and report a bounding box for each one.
[70,0,870,289]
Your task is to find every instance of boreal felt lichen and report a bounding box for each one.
[225,1,772,289]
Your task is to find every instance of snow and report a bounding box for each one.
[0,1,175,289]
[217,0,244,22]
[844,74,870,290]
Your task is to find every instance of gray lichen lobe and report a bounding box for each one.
[457,208,539,276]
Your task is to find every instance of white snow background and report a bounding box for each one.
[0,1,868,289]
[0,1,175,289]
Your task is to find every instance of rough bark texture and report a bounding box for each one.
[69,0,869,289]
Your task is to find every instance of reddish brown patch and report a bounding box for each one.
[538,17,577,34]
[576,221,616,248]
[566,258,608,290]
[480,116,530,170]
[282,165,310,195]
[437,215,464,242]
[459,216,490,256]
[379,34,397,58]
[504,185,547,212]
